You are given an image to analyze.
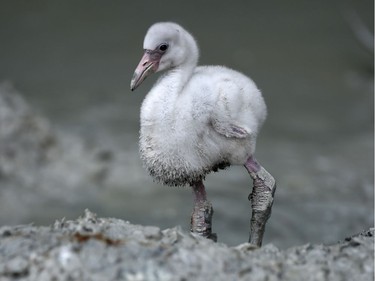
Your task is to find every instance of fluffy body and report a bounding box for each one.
[138,23,267,186]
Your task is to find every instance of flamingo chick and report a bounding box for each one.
[130,22,276,246]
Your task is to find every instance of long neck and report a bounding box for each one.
[151,28,199,96]
[142,62,196,124]
[156,60,196,96]
[165,30,199,93]
[159,33,199,94]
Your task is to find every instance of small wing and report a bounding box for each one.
[211,119,250,139]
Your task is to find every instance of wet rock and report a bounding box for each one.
[0,210,373,281]
[3,256,29,278]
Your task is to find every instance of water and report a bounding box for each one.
[0,0,373,248]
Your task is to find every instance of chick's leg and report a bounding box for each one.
[190,180,217,241]
[244,156,276,247]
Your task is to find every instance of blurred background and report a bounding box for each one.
[0,0,373,248]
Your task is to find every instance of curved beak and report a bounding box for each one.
[130,50,160,91]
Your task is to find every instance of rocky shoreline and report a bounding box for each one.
[0,210,373,281]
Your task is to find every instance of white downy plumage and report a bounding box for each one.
[131,22,267,186]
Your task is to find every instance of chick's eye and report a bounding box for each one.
[159,44,169,52]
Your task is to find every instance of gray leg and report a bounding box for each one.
[244,156,276,247]
[190,181,217,242]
